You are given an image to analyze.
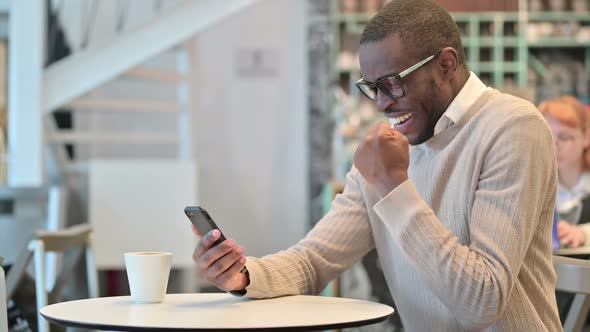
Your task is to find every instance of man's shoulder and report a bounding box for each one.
[469,89,546,133]
[480,89,540,120]
[458,89,553,151]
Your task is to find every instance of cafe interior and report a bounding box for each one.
[2,0,590,331]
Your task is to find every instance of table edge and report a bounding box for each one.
[554,249,590,256]
[42,310,393,331]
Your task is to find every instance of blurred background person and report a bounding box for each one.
[540,95,590,249]
[540,95,590,327]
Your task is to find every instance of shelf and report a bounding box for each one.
[528,39,590,48]
[452,12,520,22]
[454,11,590,22]
[335,11,590,24]
[477,62,521,72]
[338,61,524,74]
[528,12,590,22]
[463,37,520,47]
[333,13,373,23]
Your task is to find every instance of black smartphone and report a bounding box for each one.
[184,206,247,273]
[185,206,227,246]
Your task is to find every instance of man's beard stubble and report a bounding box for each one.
[411,78,445,145]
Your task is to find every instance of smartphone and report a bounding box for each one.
[184,206,247,273]
[185,206,227,246]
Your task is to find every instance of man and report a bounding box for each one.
[192,0,561,330]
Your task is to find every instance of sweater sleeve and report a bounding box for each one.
[243,167,375,298]
[373,111,557,329]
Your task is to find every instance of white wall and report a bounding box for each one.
[56,0,308,256]
[195,0,308,255]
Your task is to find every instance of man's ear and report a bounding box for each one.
[437,47,458,81]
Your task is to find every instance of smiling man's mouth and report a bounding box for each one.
[388,113,414,127]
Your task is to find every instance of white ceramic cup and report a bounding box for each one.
[124,252,172,303]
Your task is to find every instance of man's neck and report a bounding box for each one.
[453,69,470,93]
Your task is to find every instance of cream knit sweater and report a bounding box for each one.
[244,89,561,332]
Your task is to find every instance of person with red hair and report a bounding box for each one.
[540,95,590,248]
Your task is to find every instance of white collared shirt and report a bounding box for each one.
[432,72,490,137]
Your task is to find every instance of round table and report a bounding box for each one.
[41,293,394,331]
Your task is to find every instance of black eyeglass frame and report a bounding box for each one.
[355,49,443,101]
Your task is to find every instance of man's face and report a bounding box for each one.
[358,34,446,145]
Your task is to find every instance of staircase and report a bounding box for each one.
[46,40,199,179]
[8,0,259,186]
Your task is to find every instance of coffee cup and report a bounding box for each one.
[124,252,172,303]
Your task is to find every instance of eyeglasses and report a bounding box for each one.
[355,49,442,101]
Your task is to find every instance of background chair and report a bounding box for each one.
[6,224,99,332]
[553,255,590,332]
[0,186,69,295]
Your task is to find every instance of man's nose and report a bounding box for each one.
[375,90,397,113]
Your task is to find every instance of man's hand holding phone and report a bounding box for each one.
[191,226,249,292]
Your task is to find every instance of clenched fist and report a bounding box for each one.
[353,122,410,195]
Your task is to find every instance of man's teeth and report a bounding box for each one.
[390,113,412,126]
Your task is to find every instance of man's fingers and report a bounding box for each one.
[192,229,221,262]
[206,246,245,280]
[215,256,247,289]
[196,239,236,272]
[378,122,393,136]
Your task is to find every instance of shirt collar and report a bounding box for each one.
[433,72,488,136]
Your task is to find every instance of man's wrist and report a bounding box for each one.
[378,172,408,196]
[228,270,250,296]
[237,270,250,290]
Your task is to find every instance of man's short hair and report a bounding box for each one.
[360,0,466,68]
